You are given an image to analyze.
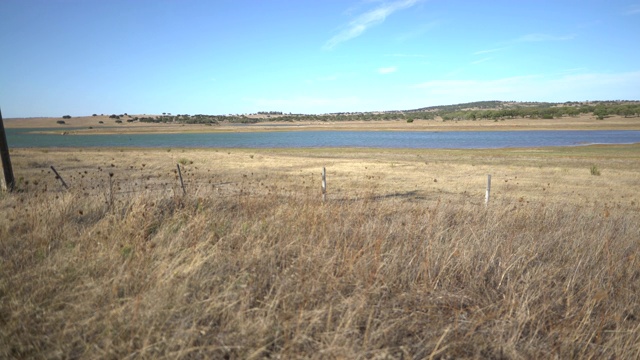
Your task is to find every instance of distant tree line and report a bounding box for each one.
[436,103,640,121]
[138,114,226,125]
[97,101,640,126]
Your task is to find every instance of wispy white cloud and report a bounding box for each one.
[513,33,576,43]
[625,4,640,15]
[378,66,398,74]
[324,0,423,50]
[473,48,502,55]
[470,57,492,65]
[411,71,640,103]
[471,48,502,64]
[385,53,429,58]
[396,20,440,41]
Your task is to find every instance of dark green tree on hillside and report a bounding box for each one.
[593,106,607,120]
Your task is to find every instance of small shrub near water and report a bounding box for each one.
[591,165,601,176]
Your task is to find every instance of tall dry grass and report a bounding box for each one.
[1,183,639,358]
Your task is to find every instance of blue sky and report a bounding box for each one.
[1,0,639,117]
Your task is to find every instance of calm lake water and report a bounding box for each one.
[6,128,640,149]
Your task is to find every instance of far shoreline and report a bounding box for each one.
[4,113,640,135]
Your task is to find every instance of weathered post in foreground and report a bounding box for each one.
[485,174,491,206]
[0,108,15,192]
[177,164,186,195]
[321,167,327,202]
[108,172,114,207]
[51,166,69,190]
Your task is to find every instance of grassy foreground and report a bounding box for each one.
[1,146,640,358]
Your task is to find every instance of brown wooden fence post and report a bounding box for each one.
[108,172,114,207]
[0,108,15,192]
[177,164,186,195]
[50,166,69,190]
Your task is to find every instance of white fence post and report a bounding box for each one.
[485,174,491,206]
[322,167,327,202]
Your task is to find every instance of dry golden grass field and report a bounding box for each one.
[1,143,640,358]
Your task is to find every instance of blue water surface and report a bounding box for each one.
[6,128,640,149]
